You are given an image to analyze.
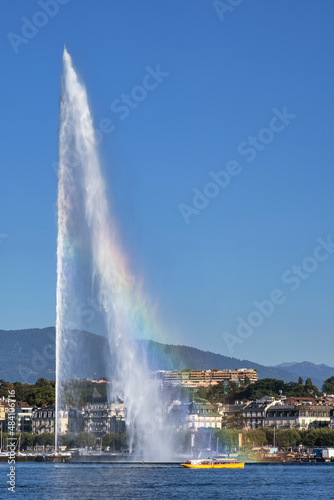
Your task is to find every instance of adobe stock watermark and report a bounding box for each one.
[178,106,296,224]
[51,64,169,174]
[0,233,8,244]
[7,0,71,54]
[213,0,244,22]
[17,279,135,382]
[18,331,55,383]
[65,279,135,330]
[7,389,16,493]
[223,235,334,353]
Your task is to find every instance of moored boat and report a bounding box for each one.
[180,458,244,469]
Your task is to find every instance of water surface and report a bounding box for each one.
[1,462,334,499]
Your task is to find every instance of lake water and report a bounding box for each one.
[1,462,334,499]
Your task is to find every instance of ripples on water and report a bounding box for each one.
[1,462,333,500]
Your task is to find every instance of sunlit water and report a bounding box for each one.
[1,462,334,500]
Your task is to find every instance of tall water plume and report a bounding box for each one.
[56,48,171,460]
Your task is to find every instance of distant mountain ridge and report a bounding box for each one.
[273,361,334,389]
[0,327,333,389]
[139,340,300,382]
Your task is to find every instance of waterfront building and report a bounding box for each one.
[330,409,334,429]
[219,398,277,429]
[0,399,5,448]
[32,405,55,434]
[241,399,278,429]
[83,402,125,438]
[0,398,5,426]
[222,403,248,429]
[265,404,332,429]
[31,405,86,435]
[182,401,222,431]
[67,407,85,434]
[57,408,69,434]
[4,402,33,433]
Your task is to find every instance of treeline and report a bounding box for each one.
[0,378,111,408]
[1,374,334,409]
[59,432,128,450]
[0,378,55,407]
[5,428,334,452]
[2,432,55,449]
[178,427,334,451]
[2,432,128,451]
[217,427,334,448]
[201,377,325,404]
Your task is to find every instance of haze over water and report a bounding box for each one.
[56,48,170,460]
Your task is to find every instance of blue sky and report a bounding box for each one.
[0,0,333,366]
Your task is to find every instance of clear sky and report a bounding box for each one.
[1,0,333,366]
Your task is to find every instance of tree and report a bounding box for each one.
[315,428,334,447]
[76,432,96,448]
[59,433,76,449]
[215,429,239,449]
[300,429,317,447]
[102,433,123,450]
[246,429,267,447]
[36,433,55,446]
[303,378,320,397]
[322,376,334,394]
[35,378,51,387]
[206,381,228,404]
[196,386,209,401]
[21,433,36,449]
[275,429,301,448]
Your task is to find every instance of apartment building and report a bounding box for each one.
[32,405,55,434]
[156,368,258,387]
[265,404,332,429]
[182,402,222,431]
[5,402,33,433]
[83,402,125,438]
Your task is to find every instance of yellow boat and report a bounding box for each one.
[180,458,244,469]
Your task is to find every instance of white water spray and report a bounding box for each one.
[56,49,170,460]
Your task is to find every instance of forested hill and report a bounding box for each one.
[0,327,333,388]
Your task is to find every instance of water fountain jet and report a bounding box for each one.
[55,48,171,461]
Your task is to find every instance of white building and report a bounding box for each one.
[183,402,222,431]
[5,402,33,433]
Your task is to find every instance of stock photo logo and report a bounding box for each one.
[178,106,296,224]
[213,0,244,22]
[222,236,334,353]
[0,233,8,244]
[18,331,55,382]
[7,0,72,54]
[51,64,169,174]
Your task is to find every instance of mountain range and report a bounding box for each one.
[0,327,333,389]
